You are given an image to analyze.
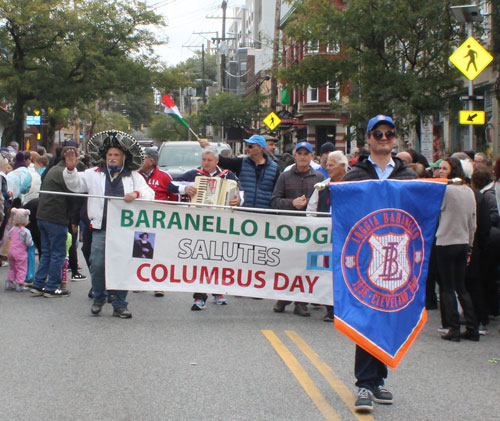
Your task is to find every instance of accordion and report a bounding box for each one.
[193,176,238,206]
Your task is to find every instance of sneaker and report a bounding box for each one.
[441,329,460,342]
[191,299,206,311]
[43,288,71,298]
[437,327,449,334]
[4,280,15,291]
[293,302,311,317]
[91,301,104,315]
[323,306,334,322]
[15,283,29,292]
[30,285,45,296]
[0,261,9,267]
[479,324,488,335]
[354,388,373,413]
[213,295,227,305]
[154,291,165,297]
[113,307,132,318]
[372,386,393,404]
[461,329,480,342]
[71,272,87,281]
[273,300,289,313]
[323,313,334,322]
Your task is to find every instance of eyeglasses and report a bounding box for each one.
[371,130,396,141]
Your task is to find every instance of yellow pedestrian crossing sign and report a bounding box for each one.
[459,110,485,125]
[449,37,493,80]
[263,112,281,131]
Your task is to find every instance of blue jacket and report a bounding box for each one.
[239,156,278,208]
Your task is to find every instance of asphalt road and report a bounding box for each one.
[1,259,499,421]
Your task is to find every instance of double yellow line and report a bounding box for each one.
[262,330,374,421]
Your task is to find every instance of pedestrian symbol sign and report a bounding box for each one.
[263,112,281,131]
[459,110,485,125]
[449,37,493,80]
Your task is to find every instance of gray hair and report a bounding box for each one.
[202,146,219,160]
[328,150,348,167]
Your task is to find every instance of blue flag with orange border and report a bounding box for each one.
[330,179,446,369]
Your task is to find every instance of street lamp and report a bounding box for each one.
[450,5,483,151]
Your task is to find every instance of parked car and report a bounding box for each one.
[157,141,231,178]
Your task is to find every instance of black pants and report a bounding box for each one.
[425,243,439,309]
[436,244,478,332]
[68,226,79,273]
[354,346,387,391]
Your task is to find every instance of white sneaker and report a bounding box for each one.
[437,327,449,334]
[479,325,488,335]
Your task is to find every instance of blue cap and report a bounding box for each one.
[243,135,266,149]
[295,141,313,153]
[366,115,395,133]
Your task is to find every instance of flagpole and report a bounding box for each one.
[188,126,200,141]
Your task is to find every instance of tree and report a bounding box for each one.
[0,0,164,149]
[95,112,130,133]
[150,113,189,141]
[280,0,467,138]
[198,92,266,130]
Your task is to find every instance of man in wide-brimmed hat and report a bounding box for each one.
[63,130,154,318]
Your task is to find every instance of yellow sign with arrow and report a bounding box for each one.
[459,110,485,125]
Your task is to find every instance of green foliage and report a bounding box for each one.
[198,92,266,129]
[149,113,187,141]
[281,0,467,136]
[95,112,130,133]
[0,0,164,147]
[153,52,218,98]
[154,66,191,94]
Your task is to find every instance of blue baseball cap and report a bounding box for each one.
[295,141,313,153]
[366,115,395,133]
[243,135,266,149]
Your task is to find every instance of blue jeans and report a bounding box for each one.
[90,230,128,308]
[34,220,68,291]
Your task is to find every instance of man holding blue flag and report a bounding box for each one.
[342,115,417,413]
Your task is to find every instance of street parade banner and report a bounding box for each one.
[330,179,447,369]
[106,200,334,304]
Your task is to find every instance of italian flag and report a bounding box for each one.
[161,95,190,129]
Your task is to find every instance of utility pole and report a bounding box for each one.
[220,0,227,92]
[270,0,281,112]
[183,43,208,136]
[202,44,206,105]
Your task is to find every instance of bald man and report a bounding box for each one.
[396,151,412,166]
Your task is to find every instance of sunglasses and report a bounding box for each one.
[371,130,396,141]
[245,143,256,149]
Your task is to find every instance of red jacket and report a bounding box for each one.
[140,166,179,202]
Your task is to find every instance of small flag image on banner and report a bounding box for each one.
[330,179,446,369]
[161,94,190,129]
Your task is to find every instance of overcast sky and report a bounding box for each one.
[146,0,237,67]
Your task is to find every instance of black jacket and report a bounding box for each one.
[343,155,417,181]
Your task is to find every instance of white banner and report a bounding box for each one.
[105,200,333,305]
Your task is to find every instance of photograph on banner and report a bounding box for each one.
[105,200,333,304]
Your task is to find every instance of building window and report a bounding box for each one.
[307,86,319,103]
[307,40,319,54]
[327,42,340,53]
[327,82,340,102]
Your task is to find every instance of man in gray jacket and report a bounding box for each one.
[271,141,324,316]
